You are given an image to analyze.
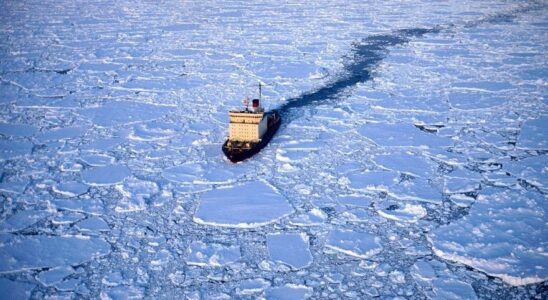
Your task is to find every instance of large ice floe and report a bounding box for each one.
[0,235,110,273]
[193,181,293,228]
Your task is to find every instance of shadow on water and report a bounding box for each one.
[277,27,440,117]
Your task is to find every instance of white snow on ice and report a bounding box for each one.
[193,181,293,228]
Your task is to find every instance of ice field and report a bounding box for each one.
[0,0,547,299]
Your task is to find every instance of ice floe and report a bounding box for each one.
[0,140,33,160]
[193,181,293,228]
[265,284,313,300]
[0,234,110,273]
[81,164,131,186]
[325,229,382,259]
[0,278,35,299]
[375,201,427,223]
[52,181,89,197]
[0,209,51,233]
[0,123,38,137]
[347,171,398,192]
[267,233,313,269]
[358,123,452,148]
[80,101,173,127]
[236,278,271,296]
[517,116,547,149]
[186,241,240,267]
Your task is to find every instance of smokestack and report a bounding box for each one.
[252,99,260,112]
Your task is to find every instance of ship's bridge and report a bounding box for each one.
[228,110,268,142]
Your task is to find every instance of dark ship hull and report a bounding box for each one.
[222,110,281,163]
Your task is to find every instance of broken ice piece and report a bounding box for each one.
[267,233,313,269]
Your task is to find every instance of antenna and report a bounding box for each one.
[243,96,249,111]
[259,82,262,102]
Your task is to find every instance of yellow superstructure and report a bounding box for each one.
[228,111,268,142]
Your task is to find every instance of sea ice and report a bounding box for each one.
[162,163,203,184]
[51,198,104,215]
[0,209,50,233]
[80,101,173,127]
[428,189,547,286]
[336,195,374,207]
[0,234,110,273]
[193,181,293,228]
[0,179,29,194]
[76,217,109,234]
[36,266,75,286]
[373,152,434,178]
[265,284,313,300]
[267,233,313,269]
[517,116,547,149]
[186,241,240,267]
[237,278,271,295]
[431,278,477,300]
[375,201,427,223]
[358,123,452,148]
[0,123,38,137]
[289,208,327,226]
[0,278,35,299]
[80,154,115,167]
[52,181,89,197]
[347,171,398,192]
[0,140,33,160]
[389,179,442,204]
[325,229,382,259]
[115,178,159,212]
[81,164,131,186]
[36,127,87,142]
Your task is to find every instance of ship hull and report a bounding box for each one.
[223,111,281,163]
